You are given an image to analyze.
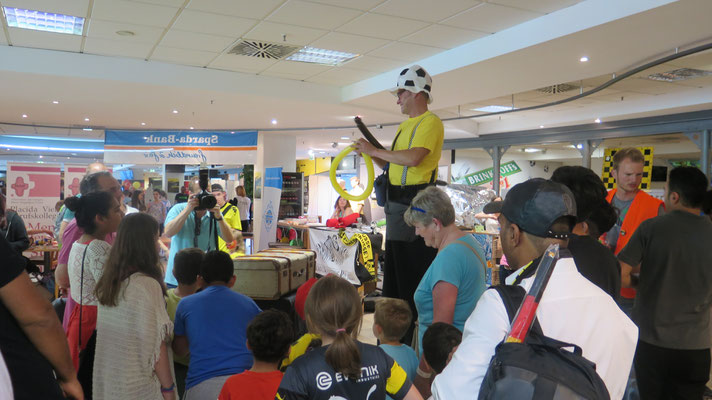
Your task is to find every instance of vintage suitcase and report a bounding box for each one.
[258,249,316,289]
[233,255,293,300]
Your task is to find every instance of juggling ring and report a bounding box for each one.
[330,146,374,202]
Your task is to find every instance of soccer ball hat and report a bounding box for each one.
[390,65,433,104]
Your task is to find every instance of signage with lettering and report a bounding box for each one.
[459,161,521,186]
[104,130,258,165]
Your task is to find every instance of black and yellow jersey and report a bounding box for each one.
[277,340,411,400]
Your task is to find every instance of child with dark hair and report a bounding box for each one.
[218,310,294,400]
[276,275,422,400]
[165,247,204,398]
[64,191,123,394]
[173,251,261,400]
[422,322,462,375]
[374,298,419,400]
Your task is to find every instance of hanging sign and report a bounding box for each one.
[104,130,258,165]
[6,163,61,232]
[63,165,87,198]
[458,161,521,186]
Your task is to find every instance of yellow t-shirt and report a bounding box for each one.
[280,333,321,370]
[218,202,242,253]
[165,289,190,366]
[388,111,444,186]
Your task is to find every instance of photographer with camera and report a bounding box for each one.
[210,184,242,256]
[163,172,235,288]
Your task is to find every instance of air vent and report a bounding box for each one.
[647,68,712,82]
[228,40,300,60]
[537,83,578,94]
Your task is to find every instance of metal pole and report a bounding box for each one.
[582,140,592,169]
[703,129,710,179]
[493,145,501,195]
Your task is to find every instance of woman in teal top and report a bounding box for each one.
[404,186,487,397]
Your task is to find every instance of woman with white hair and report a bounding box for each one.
[404,186,487,396]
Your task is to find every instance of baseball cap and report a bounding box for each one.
[210,183,224,192]
[483,179,577,238]
[390,65,433,104]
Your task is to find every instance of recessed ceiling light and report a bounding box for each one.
[271,119,278,125]
[340,136,350,140]
[84,117,90,122]
[141,122,146,126]
[116,30,135,36]
[472,105,516,113]
[21,114,28,118]
[337,142,350,146]
[172,110,178,114]
[3,7,85,35]
[523,148,541,153]
[189,126,194,130]
[539,125,545,128]
[39,155,43,159]
[83,128,93,131]
[594,118,601,123]
[286,46,359,66]
[52,100,59,104]
[580,56,590,62]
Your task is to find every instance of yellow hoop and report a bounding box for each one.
[329,146,374,202]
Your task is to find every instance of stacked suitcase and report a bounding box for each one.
[232,248,316,300]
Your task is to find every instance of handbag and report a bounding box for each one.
[373,164,389,207]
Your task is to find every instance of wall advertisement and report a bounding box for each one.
[6,163,61,233]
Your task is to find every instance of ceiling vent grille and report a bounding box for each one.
[228,40,300,60]
[536,83,578,94]
[647,68,712,82]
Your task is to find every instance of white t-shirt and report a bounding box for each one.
[68,240,111,305]
[0,351,12,400]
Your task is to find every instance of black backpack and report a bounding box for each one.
[478,285,610,400]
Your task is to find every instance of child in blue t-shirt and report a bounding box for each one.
[373,298,419,400]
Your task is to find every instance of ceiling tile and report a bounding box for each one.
[83,37,153,59]
[0,31,7,45]
[489,0,581,14]
[341,55,404,72]
[209,53,279,73]
[306,0,384,11]
[2,0,90,18]
[372,0,481,23]
[308,32,388,55]
[150,46,218,66]
[187,0,285,20]
[244,21,327,46]
[442,3,542,33]
[130,0,186,6]
[337,13,429,40]
[262,60,332,76]
[92,0,179,27]
[8,28,82,52]
[267,1,362,30]
[172,10,257,37]
[86,19,165,43]
[161,30,236,53]
[259,71,312,81]
[306,67,376,85]
[400,24,488,49]
[368,42,442,62]
[612,78,690,95]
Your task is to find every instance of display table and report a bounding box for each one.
[26,244,60,274]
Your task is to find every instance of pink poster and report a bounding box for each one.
[6,163,61,233]
[63,165,86,198]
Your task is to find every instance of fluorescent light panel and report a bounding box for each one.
[472,105,517,113]
[286,46,358,66]
[3,7,84,35]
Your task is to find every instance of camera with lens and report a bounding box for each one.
[194,166,217,211]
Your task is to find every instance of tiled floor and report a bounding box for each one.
[358,312,377,345]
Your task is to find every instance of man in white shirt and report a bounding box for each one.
[432,178,638,399]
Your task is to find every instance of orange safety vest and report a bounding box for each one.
[606,189,663,299]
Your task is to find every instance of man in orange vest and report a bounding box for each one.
[603,147,664,312]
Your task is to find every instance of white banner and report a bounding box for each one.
[308,227,360,285]
[6,163,61,233]
[63,165,86,198]
[256,167,282,252]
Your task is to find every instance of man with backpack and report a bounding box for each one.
[431,179,638,399]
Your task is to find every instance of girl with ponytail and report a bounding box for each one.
[276,275,423,400]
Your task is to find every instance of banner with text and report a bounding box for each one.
[104,130,258,165]
[63,165,87,198]
[256,167,283,252]
[458,161,521,186]
[6,163,61,233]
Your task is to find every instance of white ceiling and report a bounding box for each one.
[0,0,710,160]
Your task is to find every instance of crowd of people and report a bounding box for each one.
[1,64,712,400]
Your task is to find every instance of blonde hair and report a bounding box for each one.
[374,298,412,342]
[304,275,363,379]
[612,148,644,170]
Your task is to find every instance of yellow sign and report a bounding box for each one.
[601,147,654,190]
[296,159,315,176]
[315,157,331,174]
